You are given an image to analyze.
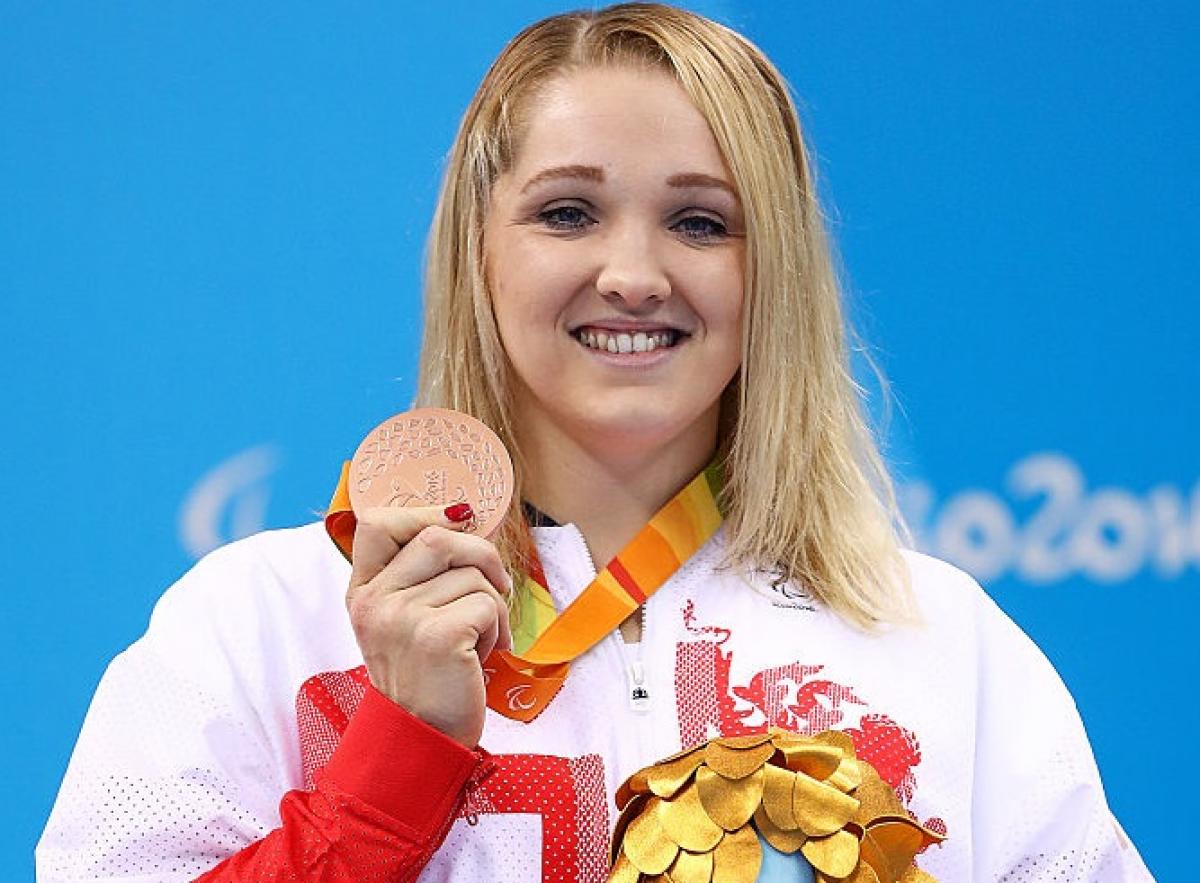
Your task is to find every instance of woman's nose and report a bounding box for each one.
[594,227,671,308]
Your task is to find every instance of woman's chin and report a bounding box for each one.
[556,401,720,460]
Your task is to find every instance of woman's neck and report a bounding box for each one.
[517,413,718,567]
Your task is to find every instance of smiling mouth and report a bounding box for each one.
[572,327,684,354]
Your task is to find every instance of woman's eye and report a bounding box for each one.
[538,205,594,231]
[673,214,728,242]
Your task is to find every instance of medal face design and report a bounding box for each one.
[348,407,514,539]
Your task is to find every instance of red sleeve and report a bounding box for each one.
[196,685,490,882]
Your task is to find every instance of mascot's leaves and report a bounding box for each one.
[792,772,860,837]
[666,848,714,883]
[801,828,860,878]
[658,782,724,852]
[752,805,807,853]
[761,763,799,831]
[859,818,939,879]
[704,740,777,780]
[609,852,642,883]
[648,750,707,799]
[712,825,762,883]
[697,765,765,831]
[607,730,944,883]
[624,797,679,875]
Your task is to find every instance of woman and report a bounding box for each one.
[38,4,1150,881]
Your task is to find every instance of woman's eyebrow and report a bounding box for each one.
[666,172,736,197]
[518,166,736,198]
[520,164,605,193]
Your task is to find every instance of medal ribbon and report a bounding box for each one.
[324,463,723,722]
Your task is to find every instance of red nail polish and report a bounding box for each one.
[444,503,474,523]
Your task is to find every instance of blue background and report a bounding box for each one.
[3,2,1195,879]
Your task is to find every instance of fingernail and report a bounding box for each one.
[444,503,474,523]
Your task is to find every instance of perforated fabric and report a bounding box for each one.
[37,522,1153,881]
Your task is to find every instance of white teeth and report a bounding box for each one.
[576,329,679,352]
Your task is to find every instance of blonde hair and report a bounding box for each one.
[417,3,913,628]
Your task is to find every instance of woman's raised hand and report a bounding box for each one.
[346,505,512,748]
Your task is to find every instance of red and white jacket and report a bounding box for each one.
[38,521,1152,881]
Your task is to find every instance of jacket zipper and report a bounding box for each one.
[621,606,653,713]
[568,525,654,715]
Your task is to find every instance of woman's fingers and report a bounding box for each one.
[434,590,508,662]
[372,525,512,600]
[349,505,472,592]
[375,566,511,656]
[403,566,513,653]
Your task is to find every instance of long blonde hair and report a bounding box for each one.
[417,3,913,628]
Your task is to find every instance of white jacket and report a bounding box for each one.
[38,521,1153,881]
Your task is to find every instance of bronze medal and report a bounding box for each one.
[347,407,514,539]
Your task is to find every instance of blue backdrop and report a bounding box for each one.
[3,2,1195,879]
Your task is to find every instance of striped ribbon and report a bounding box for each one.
[325,463,723,722]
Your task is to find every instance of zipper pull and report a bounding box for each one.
[627,660,652,713]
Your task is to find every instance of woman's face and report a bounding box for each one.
[484,66,745,460]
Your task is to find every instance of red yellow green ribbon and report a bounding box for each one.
[325,463,723,722]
